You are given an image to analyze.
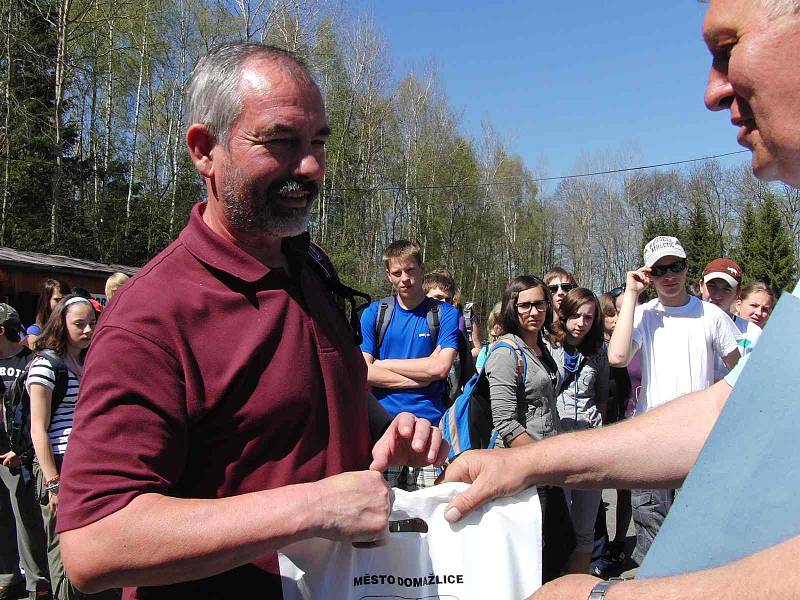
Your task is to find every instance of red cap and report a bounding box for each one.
[702,258,742,288]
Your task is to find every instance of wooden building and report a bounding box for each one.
[0,247,138,326]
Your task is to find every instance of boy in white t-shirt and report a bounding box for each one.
[700,257,762,380]
[608,236,741,566]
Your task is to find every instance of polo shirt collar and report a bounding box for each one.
[180,202,310,283]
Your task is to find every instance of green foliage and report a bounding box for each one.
[642,214,681,251]
[683,198,721,283]
[0,0,797,319]
[741,195,798,293]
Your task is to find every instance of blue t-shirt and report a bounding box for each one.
[360,296,460,422]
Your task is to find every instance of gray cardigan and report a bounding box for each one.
[548,341,609,432]
[486,333,560,446]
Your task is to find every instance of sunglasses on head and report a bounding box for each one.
[650,258,687,278]
[548,282,576,294]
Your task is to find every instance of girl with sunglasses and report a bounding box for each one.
[546,288,609,575]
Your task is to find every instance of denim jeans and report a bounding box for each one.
[631,488,676,565]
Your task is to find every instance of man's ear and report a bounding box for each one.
[186,124,217,179]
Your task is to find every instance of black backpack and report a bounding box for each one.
[3,350,69,469]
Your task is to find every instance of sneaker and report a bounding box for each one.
[606,540,627,564]
[0,581,26,600]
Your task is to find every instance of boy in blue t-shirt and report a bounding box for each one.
[360,241,459,489]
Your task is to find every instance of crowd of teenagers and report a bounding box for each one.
[2,1,800,595]
[358,235,775,583]
[1,235,777,598]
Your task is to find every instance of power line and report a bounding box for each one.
[335,149,750,193]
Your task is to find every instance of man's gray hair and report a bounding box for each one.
[761,0,800,18]
[185,43,315,146]
[700,0,800,18]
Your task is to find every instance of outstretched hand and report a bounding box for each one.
[370,413,449,472]
[438,447,534,523]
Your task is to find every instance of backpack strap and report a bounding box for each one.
[375,296,396,351]
[305,242,371,345]
[492,339,528,426]
[375,296,441,352]
[427,302,440,348]
[464,302,474,338]
[36,350,69,414]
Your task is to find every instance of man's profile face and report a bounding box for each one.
[701,278,737,312]
[386,258,423,299]
[217,59,330,238]
[703,0,800,187]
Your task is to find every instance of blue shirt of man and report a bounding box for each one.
[360,297,459,423]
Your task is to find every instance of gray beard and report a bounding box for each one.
[222,169,315,238]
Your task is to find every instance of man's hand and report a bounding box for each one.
[0,451,20,469]
[528,575,602,599]
[370,413,448,472]
[314,470,393,544]
[439,447,534,523]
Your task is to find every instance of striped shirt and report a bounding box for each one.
[25,355,79,455]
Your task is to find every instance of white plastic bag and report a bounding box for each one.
[279,482,541,600]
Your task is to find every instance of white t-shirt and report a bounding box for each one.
[631,295,740,413]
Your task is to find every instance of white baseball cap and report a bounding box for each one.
[643,236,687,267]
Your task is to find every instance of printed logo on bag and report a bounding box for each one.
[353,573,464,600]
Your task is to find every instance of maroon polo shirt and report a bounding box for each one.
[58,202,372,598]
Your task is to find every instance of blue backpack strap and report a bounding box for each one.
[492,339,528,426]
[375,296,395,351]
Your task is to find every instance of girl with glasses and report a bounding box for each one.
[546,288,609,575]
[487,276,568,581]
[488,276,560,447]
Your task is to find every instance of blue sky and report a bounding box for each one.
[354,1,750,185]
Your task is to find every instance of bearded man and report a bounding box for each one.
[55,43,447,599]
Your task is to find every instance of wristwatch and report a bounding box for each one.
[588,577,625,599]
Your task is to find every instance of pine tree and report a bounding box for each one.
[748,195,798,293]
[683,198,720,283]
[735,203,757,279]
[643,214,681,250]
